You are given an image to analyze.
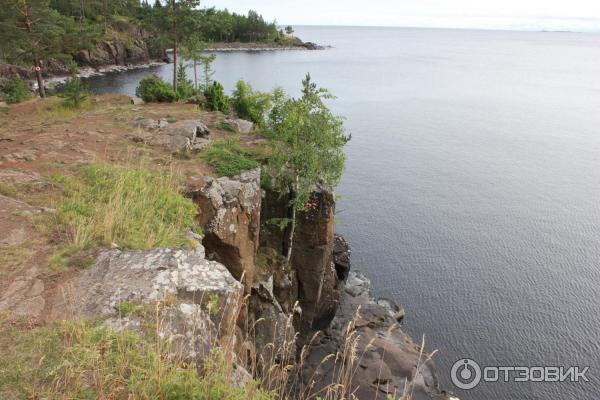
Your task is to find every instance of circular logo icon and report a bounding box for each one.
[451,358,482,390]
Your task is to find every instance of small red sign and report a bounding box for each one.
[35,66,41,72]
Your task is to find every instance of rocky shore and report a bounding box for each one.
[0,97,455,399]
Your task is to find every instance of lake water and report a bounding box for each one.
[85,26,600,400]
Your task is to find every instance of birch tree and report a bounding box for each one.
[268,74,350,261]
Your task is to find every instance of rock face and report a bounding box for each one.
[74,29,159,69]
[292,186,340,330]
[188,168,262,292]
[333,234,352,281]
[259,186,342,331]
[300,272,453,400]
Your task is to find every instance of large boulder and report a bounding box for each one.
[223,118,254,134]
[188,168,262,292]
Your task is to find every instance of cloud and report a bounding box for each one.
[200,0,600,31]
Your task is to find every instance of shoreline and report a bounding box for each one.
[37,60,167,89]
[205,41,326,52]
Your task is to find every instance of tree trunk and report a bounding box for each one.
[193,60,198,90]
[285,181,298,263]
[285,204,296,262]
[171,0,177,91]
[80,0,85,23]
[21,4,45,98]
[104,0,109,32]
[172,38,177,91]
[35,61,45,98]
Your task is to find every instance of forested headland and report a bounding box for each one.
[0,0,301,91]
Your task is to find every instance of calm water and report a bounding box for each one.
[86,26,600,400]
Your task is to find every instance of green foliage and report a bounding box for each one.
[203,81,230,114]
[216,120,236,132]
[202,140,259,177]
[176,61,195,100]
[192,8,281,43]
[60,67,90,108]
[285,25,294,35]
[267,74,350,210]
[0,315,275,400]
[232,80,272,127]
[50,164,198,250]
[0,0,76,69]
[136,75,177,103]
[0,76,31,104]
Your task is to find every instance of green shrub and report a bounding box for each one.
[176,61,196,100]
[0,76,30,104]
[202,140,259,177]
[232,80,272,127]
[60,76,90,108]
[136,75,177,103]
[50,165,198,250]
[203,81,230,114]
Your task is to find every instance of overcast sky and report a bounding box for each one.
[202,0,600,31]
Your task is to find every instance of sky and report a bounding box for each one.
[202,0,600,31]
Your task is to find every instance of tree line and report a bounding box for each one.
[0,0,286,96]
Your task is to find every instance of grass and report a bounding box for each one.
[0,313,275,400]
[202,140,260,177]
[0,182,18,198]
[34,97,94,123]
[216,120,236,132]
[46,164,198,251]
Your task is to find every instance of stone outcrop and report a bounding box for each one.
[188,168,262,292]
[70,245,242,323]
[130,118,211,153]
[223,117,255,134]
[64,244,246,370]
[74,28,160,69]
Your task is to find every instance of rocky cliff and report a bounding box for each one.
[0,27,162,82]
[0,100,454,399]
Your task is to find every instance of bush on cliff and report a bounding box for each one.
[232,80,272,127]
[203,81,230,114]
[202,140,259,177]
[0,76,30,104]
[136,75,177,103]
[266,74,350,261]
[49,164,197,251]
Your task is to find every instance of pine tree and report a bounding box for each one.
[0,0,74,97]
